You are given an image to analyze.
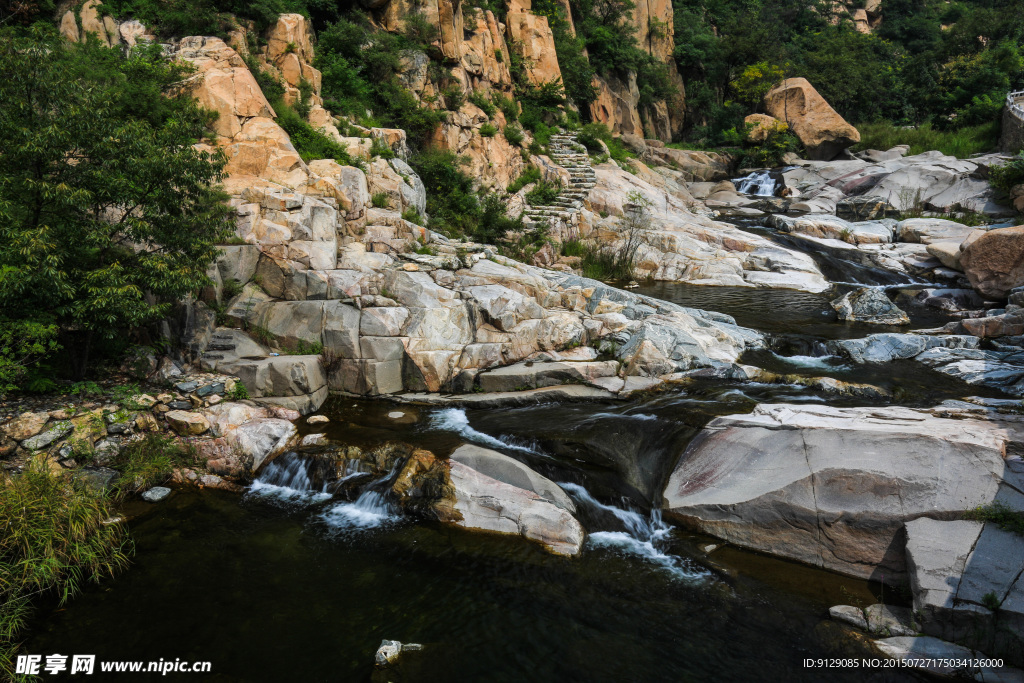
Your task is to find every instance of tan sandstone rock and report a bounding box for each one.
[960,225,1024,298]
[764,77,860,160]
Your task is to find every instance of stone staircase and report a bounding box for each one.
[522,133,596,237]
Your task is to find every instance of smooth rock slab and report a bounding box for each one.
[830,333,978,363]
[874,636,978,678]
[21,423,73,450]
[662,403,1024,581]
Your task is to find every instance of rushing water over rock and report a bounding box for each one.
[247,452,332,505]
[735,170,777,196]
[559,482,707,581]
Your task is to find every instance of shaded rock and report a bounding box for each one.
[73,467,120,493]
[21,423,73,451]
[831,288,910,325]
[865,603,918,636]
[829,605,868,631]
[662,403,1024,581]
[476,360,618,392]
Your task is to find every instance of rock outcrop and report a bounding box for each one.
[960,225,1024,299]
[830,288,910,325]
[764,78,860,160]
[662,403,1024,582]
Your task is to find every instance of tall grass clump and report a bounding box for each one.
[852,120,1000,158]
[1,461,132,678]
[107,433,202,498]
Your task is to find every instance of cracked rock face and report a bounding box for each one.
[661,403,1024,582]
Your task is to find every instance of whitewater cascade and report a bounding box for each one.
[735,170,777,196]
[560,482,707,581]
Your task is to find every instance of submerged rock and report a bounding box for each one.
[830,288,909,325]
[661,403,1024,582]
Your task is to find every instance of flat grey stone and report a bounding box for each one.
[141,486,171,502]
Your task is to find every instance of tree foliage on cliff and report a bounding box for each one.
[673,0,1024,143]
[0,29,231,379]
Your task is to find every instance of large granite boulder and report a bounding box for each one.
[662,403,1024,582]
[960,225,1024,299]
[763,78,860,160]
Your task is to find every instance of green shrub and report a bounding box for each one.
[442,84,465,110]
[468,91,497,117]
[525,178,561,205]
[0,320,60,395]
[503,124,525,146]
[108,433,202,497]
[0,34,232,380]
[738,125,802,167]
[480,122,498,137]
[966,501,1024,536]
[0,460,132,678]
[402,207,424,225]
[295,77,314,119]
[507,166,542,193]
[578,122,634,164]
[991,153,1024,194]
[492,92,519,121]
[852,120,1000,158]
[226,382,249,400]
[370,136,396,159]
[222,278,244,301]
[371,192,390,208]
[275,102,356,166]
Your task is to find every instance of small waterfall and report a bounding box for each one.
[319,469,400,531]
[560,482,707,580]
[248,452,332,504]
[735,170,777,197]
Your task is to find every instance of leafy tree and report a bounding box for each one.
[731,61,787,108]
[0,29,231,379]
